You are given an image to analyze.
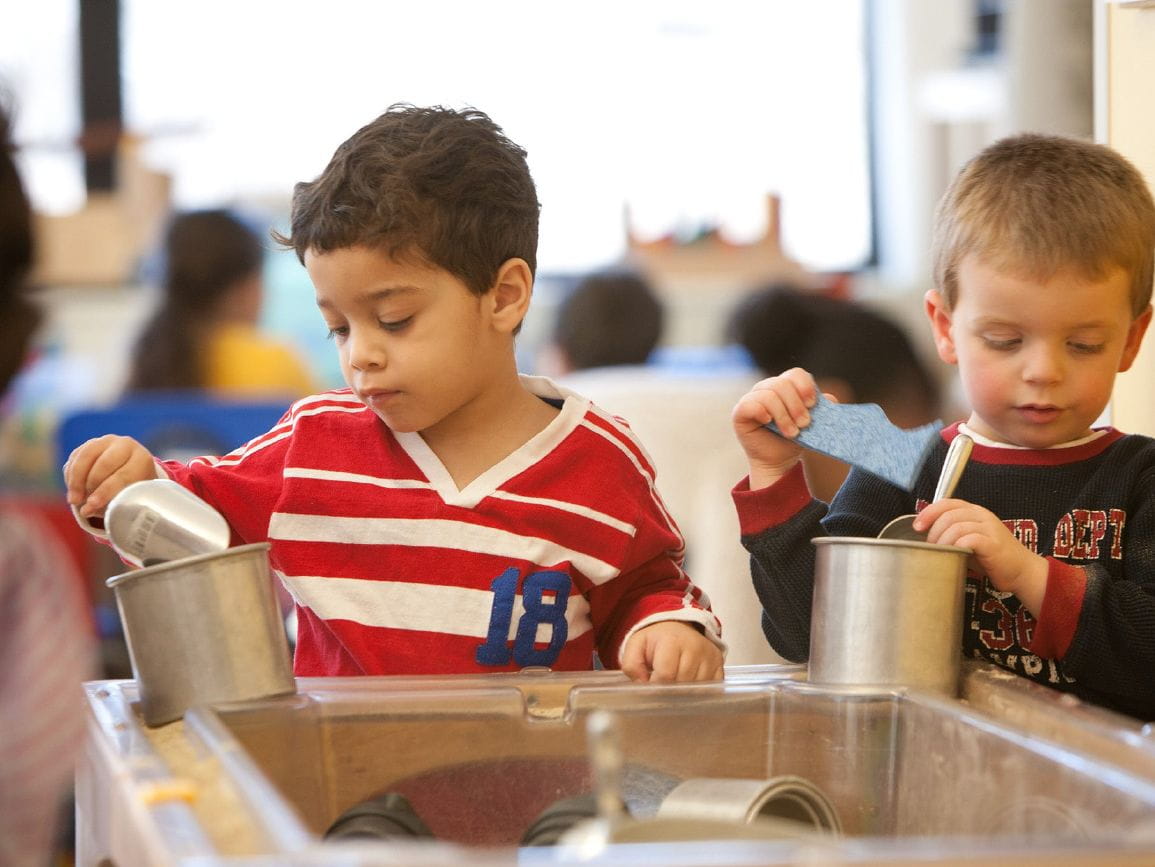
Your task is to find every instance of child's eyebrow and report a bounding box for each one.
[316,286,421,309]
[361,286,422,303]
[974,315,1113,330]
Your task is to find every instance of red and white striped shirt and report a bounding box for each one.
[162,376,722,676]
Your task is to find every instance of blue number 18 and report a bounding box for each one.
[475,568,571,667]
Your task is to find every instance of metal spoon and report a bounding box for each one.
[877,433,973,541]
[71,478,230,567]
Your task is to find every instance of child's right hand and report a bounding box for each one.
[731,367,822,490]
[64,435,158,520]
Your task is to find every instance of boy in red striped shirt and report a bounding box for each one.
[65,104,724,683]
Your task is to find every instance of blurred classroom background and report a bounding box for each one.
[3,0,1153,673]
[0,1,1100,481]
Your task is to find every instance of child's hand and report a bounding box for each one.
[914,498,1048,615]
[732,367,823,490]
[63,435,158,521]
[620,621,724,684]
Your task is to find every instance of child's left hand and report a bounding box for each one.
[620,621,724,683]
[913,498,1048,615]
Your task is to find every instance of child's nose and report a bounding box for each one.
[347,331,386,371]
[1022,345,1063,384]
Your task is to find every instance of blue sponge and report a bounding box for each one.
[767,394,943,491]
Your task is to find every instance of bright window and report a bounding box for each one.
[4,0,871,275]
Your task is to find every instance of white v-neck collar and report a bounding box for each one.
[393,375,589,507]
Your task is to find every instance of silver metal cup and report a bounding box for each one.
[657,775,841,832]
[107,542,296,725]
[809,536,969,695]
[72,478,230,567]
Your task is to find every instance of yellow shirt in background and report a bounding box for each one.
[204,323,319,399]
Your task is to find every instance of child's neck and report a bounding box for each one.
[420,378,560,489]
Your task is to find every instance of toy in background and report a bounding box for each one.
[125,208,320,398]
[727,283,942,503]
[0,94,98,867]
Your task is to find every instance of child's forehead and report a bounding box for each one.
[307,244,450,281]
[305,242,428,269]
[959,250,1122,289]
[955,253,1133,313]
[306,245,469,297]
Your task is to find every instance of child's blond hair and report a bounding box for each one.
[932,133,1155,316]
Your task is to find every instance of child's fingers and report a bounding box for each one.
[619,639,650,683]
[759,386,808,438]
[64,437,116,504]
[683,646,724,682]
[78,470,132,516]
[70,436,150,515]
[621,625,724,684]
[749,370,817,437]
[731,393,779,440]
[779,367,820,403]
[645,640,681,684]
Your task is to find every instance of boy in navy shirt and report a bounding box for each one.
[731,133,1155,719]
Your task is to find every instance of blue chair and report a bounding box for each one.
[56,393,296,671]
[56,392,290,465]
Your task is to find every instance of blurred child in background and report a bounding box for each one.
[125,208,319,398]
[727,283,941,502]
[540,268,664,375]
[0,96,96,867]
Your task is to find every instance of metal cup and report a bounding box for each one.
[72,478,230,567]
[809,536,969,695]
[657,776,842,833]
[107,542,295,725]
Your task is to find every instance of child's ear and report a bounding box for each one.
[487,258,533,333]
[1119,304,1153,372]
[925,289,959,365]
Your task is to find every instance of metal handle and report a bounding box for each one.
[587,710,625,820]
[932,433,973,503]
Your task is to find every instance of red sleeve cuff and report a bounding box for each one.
[1026,559,1087,660]
[731,463,813,536]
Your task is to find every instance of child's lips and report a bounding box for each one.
[362,389,402,409]
[1016,404,1061,423]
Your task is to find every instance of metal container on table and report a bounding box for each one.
[657,775,842,833]
[107,542,295,726]
[809,536,969,696]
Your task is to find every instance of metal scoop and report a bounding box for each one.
[877,433,973,541]
[72,478,231,567]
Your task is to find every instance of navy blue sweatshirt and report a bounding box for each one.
[733,423,1155,720]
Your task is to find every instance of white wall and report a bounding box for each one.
[870,0,973,293]
[1101,1,1155,437]
[869,0,1094,296]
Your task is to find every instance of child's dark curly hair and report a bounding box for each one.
[275,103,540,297]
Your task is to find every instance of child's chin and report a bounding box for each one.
[370,408,416,433]
[1005,426,1083,450]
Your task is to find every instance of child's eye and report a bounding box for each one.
[983,337,1020,351]
[1070,342,1104,355]
[325,325,349,341]
[380,316,413,333]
